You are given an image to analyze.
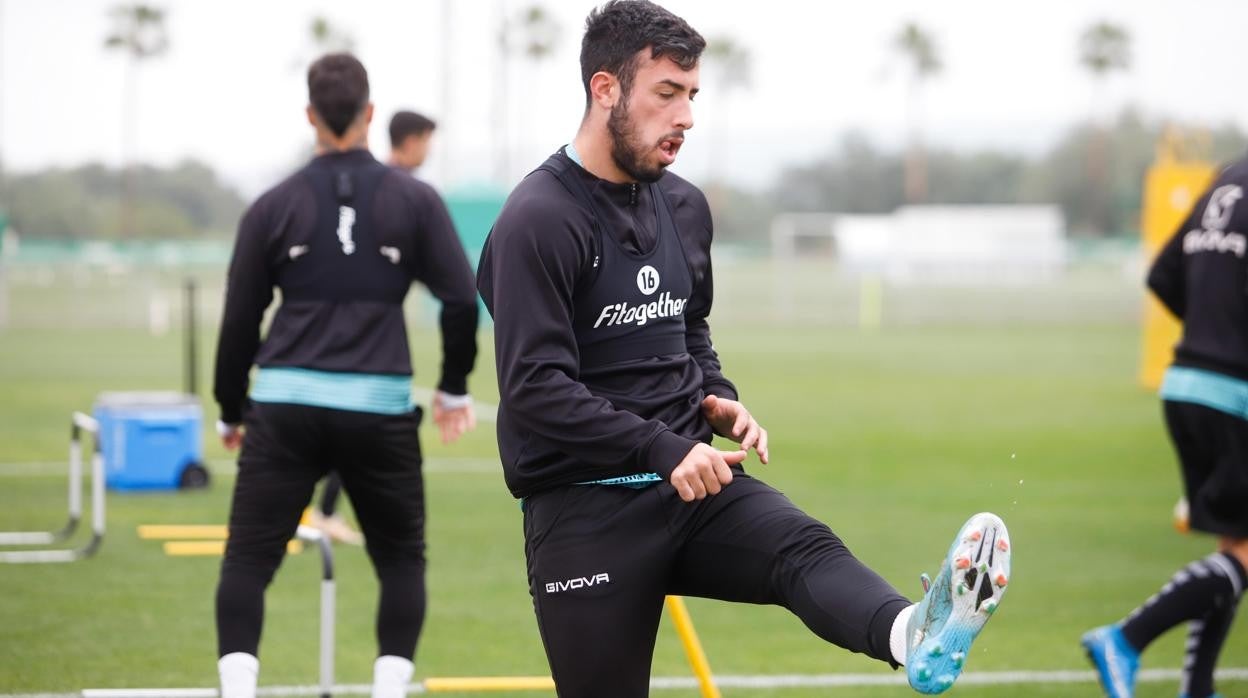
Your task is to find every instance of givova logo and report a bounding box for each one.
[1184,228,1247,258]
[1202,185,1243,232]
[545,572,611,594]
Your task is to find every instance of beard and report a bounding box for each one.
[607,99,667,183]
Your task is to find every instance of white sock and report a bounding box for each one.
[890,604,917,666]
[372,655,415,698]
[218,652,259,698]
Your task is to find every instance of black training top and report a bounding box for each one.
[1148,152,1248,380]
[214,149,479,424]
[476,148,737,498]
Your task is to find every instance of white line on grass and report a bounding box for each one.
[21,667,1241,697]
[0,457,500,478]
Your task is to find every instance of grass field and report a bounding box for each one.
[1,314,1245,697]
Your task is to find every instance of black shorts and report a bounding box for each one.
[522,472,908,698]
[223,401,427,571]
[1164,400,1248,538]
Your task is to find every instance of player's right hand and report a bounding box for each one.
[433,391,477,445]
[669,443,746,502]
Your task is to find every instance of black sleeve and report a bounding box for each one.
[678,190,738,402]
[1147,222,1187,319]
[409,183,479,396]
[479,185,697,479]
[213,198,275,424]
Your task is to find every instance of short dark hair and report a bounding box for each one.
[307,53,370,137]
[580,0,705,107]
[389,111,437,148]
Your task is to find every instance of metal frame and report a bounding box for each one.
[80,526,720,696]
[0,412,105,563]
[294,525,335,698]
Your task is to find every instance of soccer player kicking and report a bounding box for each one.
[475,2,1012,695]
[1083,155,1248,698]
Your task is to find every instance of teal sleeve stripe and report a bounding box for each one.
[1160,366,1248,420]
[250,367,413,415]
[578,472,663,488]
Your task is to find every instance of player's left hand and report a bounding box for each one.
[217,421,244,451]
[701,395,769,464]
[433,391,477,445]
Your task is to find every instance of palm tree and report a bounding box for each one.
[1078,21,1130,234]
[702,36,751,206]
[104,4,169,237]
[1078,22,1130,88]
[309,15,355,54]
[704,36,751,94]
[893,21,941,204]
[290,16,355,75]
[497,3,561,182]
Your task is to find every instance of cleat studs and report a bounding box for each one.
[928,642,943,657]
[938,674,955,689]
[997,539,1009,552]
[951,652,965,668]
[979,561,989,573]
[955,557,971,570]
[995,573,1008,587]
[968,530,982,542]
[915,662,931,681]
[982,599,998,615]
[956,582,968,595]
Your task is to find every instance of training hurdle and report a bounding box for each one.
[0,412,105,563]
[406,596,719,695]
[85,522,722,697]
[138,525,305,557]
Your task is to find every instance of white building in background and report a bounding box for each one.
[771,205,1067,284]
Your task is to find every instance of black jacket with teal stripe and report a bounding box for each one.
[1149,152,1248,381]
[476,149,737,498]
[214,149,478,424]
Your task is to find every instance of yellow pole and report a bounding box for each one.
[665,596,721,698]
[1138,131,1214,389]
[858,275,883,332]
[418,597,722,695]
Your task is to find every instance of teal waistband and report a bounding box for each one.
[578,472,663,488]
[250,367,413,415]
[1160,366,1248,420]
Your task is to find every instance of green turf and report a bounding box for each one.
[0,322,1244,698]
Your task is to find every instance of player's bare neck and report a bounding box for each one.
[572,129,633,184]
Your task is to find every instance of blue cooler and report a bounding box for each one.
[94,392,205,491]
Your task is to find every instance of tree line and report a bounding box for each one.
[1,160,246,240]
[2,108,1243,241]
[711,110,1248,242]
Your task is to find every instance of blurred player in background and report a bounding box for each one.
[1083,154,1248,698]
[476,2,1012,695]
[307,472,362,544]
[213,53,479,698]
[388,110,437,174]
[307,110,450,547]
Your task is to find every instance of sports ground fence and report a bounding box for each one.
[0,239,1148,334]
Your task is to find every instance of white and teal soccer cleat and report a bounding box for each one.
[905,512,1011,694]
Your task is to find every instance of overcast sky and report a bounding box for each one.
[3,0,1246,196]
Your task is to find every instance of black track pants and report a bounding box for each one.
[216,402,427,659]
[523,472,910,698]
